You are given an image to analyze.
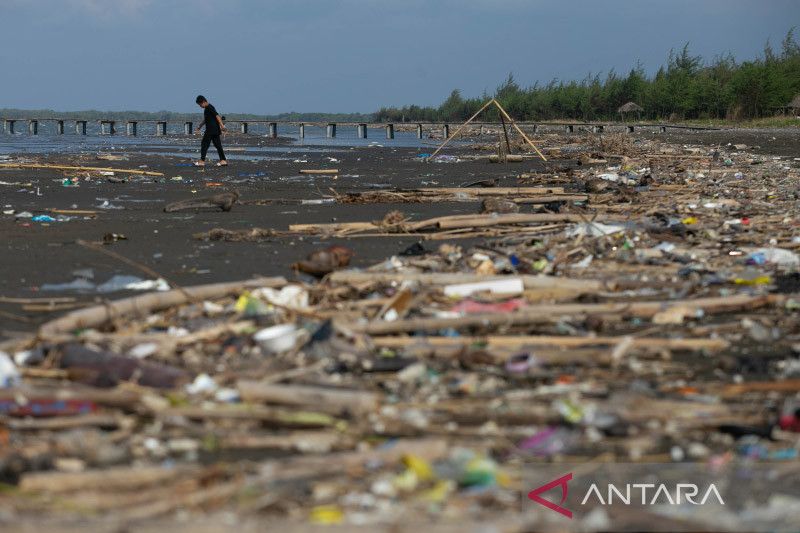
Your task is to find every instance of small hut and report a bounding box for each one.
[617,101,644,122]
[788,95,800,116]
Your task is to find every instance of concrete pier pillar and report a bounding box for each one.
[626,125,635,134]
[56,120,65,135]
[386,123,394,139]
[101,121,115,135]
[326,123,336,138]
[156,121,167,136]
[416,124,423,139]
[659,126,667,133]
[4,120,14,134]
[565,125,574,133]
[479,125,484,135]
[29,120,38,135]
[184,122,192,135]
[268,122,277,138]
[357,123,367,139]
[76,121,87,135]
[298,123,305,138]
[127,122,138,136]
[240,122,248,134]
[442,124,450,138]
[592,125,604,134]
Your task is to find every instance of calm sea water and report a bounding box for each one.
[0,122,442,158]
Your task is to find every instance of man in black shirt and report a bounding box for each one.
[194,95,227,167]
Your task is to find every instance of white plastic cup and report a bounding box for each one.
[253,324,298,354]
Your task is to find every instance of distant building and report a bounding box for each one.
[617,101,644,121]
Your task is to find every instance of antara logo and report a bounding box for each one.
[528,473,573,518]
[528,473,726,519]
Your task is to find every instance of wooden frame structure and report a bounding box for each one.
[427,98,547,162]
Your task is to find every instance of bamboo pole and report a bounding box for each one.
[0,163,164,176]
[238,381,380,415]
[370,334,729,352]
[36,277,286,340]
[493,99,547,161]
[299,169,338,175]
[348,294,780,335]
[328,271,603,292]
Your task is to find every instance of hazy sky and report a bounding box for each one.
[1,0,797,114]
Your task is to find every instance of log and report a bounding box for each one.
[3,414,122,430]
[156,405,342,428]
[289,212,596,234]
[37,277,286,340]
[328,271,604,292]
[20,465,196,493]
[416,187,565,196]
[299,169,338,174]
[164,192,239,213]
[0,163,163,176]
[370,334,730,352]
[0,385,141,409]
[721,379,800,397]
[237,381,380,415]
[349,294,780,335]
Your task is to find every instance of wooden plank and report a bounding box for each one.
[0,163,163,176]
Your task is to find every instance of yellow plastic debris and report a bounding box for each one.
[310,505,344,524]
[402,454,435,481]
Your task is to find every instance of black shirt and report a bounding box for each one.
[204,104,221,135]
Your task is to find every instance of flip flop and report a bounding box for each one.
[193,161,206,167]
[216,161,228,167]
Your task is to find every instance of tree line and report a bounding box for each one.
[375,30,800,123]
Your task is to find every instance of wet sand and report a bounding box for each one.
[0,134,553,338]
[1,127,797,340]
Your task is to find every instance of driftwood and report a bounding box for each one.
[164,191,239,213]
[193,227,280,241]
[35,277,286,341]
[20,465,198,493]
[370,334,730,353]
[289,212,604,235]
[238,381,380,415]
[349,294,781,335]
[328,271,604,292]
[299,169,338,174]
[0,163,163,176]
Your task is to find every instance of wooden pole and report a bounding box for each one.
[499,112,512,155]
[0,163,163,176]
[492,99,547,161]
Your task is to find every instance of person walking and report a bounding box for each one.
[194,95,227,166]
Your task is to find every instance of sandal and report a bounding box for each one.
[193,161,206,167]
[216,161,228,167]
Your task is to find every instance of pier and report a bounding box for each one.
[0,117,721,138]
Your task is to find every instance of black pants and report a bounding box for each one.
[201,133,226,161]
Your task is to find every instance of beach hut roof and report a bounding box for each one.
[788,94,800,109]
[618,101,644,113]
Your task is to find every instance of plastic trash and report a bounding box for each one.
[746,248,800,267]
[566,222,626,237]
[443,278,524,298]
[251,285,310,310]
[254,324,299,354]
[0,352,21,388]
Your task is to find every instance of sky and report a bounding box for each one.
[1,0,798,114]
